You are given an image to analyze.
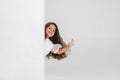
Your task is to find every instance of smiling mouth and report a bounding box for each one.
[48,31,52,35]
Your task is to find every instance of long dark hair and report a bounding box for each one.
[45,22,67,60]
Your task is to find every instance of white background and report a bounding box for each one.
[0,0,44,80]
[45,0,120,80]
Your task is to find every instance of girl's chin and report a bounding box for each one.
[47,35,53,38]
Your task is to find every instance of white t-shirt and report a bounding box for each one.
[44,38,62,55]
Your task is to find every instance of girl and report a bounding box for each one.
[45,22,74,60]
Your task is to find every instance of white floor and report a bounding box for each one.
[45,73,120,80]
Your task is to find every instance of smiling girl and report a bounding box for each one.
[44,22,74,60]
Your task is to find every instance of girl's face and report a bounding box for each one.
[46,24,56,38]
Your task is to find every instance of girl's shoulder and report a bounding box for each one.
[45,38,53,45]
[44,38,54,55]
[45,38,51,42]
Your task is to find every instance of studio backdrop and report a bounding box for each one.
[45,0,120,80]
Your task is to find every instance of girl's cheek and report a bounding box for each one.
[48,28,51,31]
[53,33,55,36]
[46,31,49,36]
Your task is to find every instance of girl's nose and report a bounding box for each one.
[50,30,53,33]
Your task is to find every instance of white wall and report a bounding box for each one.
[45,0,120,80]
[0,0,44,80]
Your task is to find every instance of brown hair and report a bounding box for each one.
[45,22,68,60]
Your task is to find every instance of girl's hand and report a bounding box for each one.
[68,38,74,48]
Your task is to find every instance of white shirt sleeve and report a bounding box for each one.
[51,44,62,53]
[45,39,62,55]
[45,39,54,55]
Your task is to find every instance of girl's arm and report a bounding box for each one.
[56,45,70,54]
[56,39,74,54]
